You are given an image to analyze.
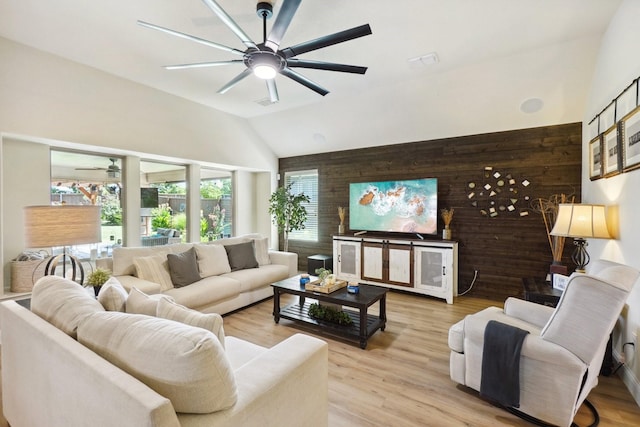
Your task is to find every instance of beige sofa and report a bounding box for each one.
[0,276,329,427]
[96,234,297,314]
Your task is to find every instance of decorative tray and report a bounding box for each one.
[305,279,347,294]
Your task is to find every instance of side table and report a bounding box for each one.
[521,277,614,376]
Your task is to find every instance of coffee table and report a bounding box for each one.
[271,275,387,349]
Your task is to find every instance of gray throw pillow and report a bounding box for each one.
[167,247,201,287]
[224,241,259,271]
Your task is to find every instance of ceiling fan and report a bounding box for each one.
[138,0,372,102]
[75,158,121,178]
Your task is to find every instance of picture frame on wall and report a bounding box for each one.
[621,105,640,172]
[589,135,603,180]
[603,123,621,177]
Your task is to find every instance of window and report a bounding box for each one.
[201,168,233,241]
[285,169,318,241]
[50,150,123,257]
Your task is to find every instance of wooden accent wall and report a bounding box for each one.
[278,123,582,302]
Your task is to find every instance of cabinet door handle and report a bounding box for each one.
[338,254,341,263]
[442,266,446,276]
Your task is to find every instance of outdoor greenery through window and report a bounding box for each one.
[285,170,318,241]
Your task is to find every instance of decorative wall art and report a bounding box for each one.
[620,105,640,172]
[603,124,621,177]
[589,76,640,178]
[467,166,531,218]
[589,136,603,180]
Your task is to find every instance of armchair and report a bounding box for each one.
[448,260,639,427]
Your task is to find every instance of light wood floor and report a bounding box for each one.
[222,291,640,427]
[1,292,639,426]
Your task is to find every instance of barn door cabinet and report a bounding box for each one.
[333,235,458,304]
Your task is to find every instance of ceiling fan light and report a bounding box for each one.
[254,64,277,79]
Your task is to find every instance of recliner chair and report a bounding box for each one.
[448,260,639,427]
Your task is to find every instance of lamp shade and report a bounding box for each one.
[24,205,102,248]
[549,203,610,239]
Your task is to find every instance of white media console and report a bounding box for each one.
[333,235,458,304]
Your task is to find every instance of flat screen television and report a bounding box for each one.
[141,187,159,208]
[349,178,438,235]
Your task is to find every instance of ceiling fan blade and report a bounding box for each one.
[137,20,245,56]
[217,68,253,94]
[287,59,368,74]
[281,24,372,58]
[165,60,244,70]
[280,68,329,96]
[264,0,302,52]
[201,0,258,50]
[266,79,279,103]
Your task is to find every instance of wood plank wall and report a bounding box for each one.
[278,123,582,302]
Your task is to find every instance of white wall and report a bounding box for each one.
[0,37,278,293]
[583,0,640,404]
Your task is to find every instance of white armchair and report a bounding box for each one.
[448,260,639,427]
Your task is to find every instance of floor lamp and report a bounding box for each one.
[550,203,610,273]
[24,205,102,284]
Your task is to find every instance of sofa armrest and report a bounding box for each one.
[96,257,113,271]
[503,297,555,328]
[114,275,163,294]
[178,333,328,427]
[268,250,298,277]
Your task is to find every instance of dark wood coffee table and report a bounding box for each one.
[272,275,387,349]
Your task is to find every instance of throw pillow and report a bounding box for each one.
[156,298,225,348]
[133,255,173,292]
[125,287,175,316]
[31,275,105,339]
[252,237,271,266]
[77,312,237,414]
[167,247,200,287]
[194,244,232,277]
[97,277,128,312]
[224,241,259,271]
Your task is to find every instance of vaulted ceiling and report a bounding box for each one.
[0,0,621,158]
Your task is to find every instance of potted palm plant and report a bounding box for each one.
[268,182,310,252]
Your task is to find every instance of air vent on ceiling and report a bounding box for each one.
[255,97,277,106]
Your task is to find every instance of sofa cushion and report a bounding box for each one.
[125,286,174,316]
[252,237,271,266]
[31,276,105,339]
[223,264,289,293]
[164,275,241,311]
[194,244,231,277]
[134,255,174,292]
[224,241,259,271]
[167,247,200,287]
[112,246,172,276]
[97,277,128,312]
[77,312,237,414]
[156,298,225,348]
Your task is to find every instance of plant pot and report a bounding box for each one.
[442,227,452,240]
[338,224,345,235]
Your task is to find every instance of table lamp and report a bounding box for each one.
[549,203,610,273]
[24,205,102,284]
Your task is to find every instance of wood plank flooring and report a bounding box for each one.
[1,291,638,426]
[223,291,640,427]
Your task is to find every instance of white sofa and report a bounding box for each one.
[0,276,329,427]
[96,234,297,314]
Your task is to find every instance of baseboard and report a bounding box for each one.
[613,348,640,406]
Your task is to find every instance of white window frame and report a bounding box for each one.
[284,169,318,242]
